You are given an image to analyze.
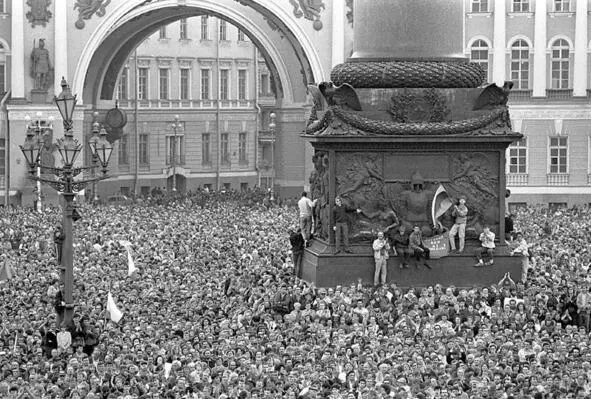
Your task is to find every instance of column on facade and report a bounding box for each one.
[10,0,25,98]
[532,0,547,97]
[331,0,346,67]
[573,0,588,97]
[54,0,69,95]
[492,0,506,85]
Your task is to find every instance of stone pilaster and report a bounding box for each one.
[331,0,346,67]
[492,0,506,85]
[10,0,25,99]
[54,0,69,96]
[533,0,547,97]
[573,0,588,97]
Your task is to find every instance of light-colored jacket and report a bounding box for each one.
[373,238,390,260]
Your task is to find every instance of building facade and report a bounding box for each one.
[95,16,279,198]
[465,0,591,208]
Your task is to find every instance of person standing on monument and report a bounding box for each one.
[332,196,361,254]
[474,225,495,267]
[372,231,390,286]
[449,197,468,253]
[409,226,431,269]
[391,225,411,269]
[298,191,317,247]
[288,227,305,278]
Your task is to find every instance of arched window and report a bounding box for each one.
[551,39,570,89]
[470,40,489,83]
[510,40,529,89]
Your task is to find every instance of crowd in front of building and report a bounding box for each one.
[0,192,591,398]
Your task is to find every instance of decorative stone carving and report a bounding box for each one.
[74,0,111,30]
[345,0,354,25]
[30,39,53,91]
[390,89,450,123]
[26,0,52,27]
[289,0,325,31]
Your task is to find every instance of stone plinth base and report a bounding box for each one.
[30,89,49,104]
[302,241,522,288]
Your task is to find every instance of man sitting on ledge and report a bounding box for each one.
[474,225,495,267]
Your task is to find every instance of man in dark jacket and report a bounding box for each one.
[54,283,66,327]
[332,197,361,254]
[391,225,411,269]
[289,228,305,278]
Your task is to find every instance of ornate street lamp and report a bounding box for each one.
[19,77,113,328]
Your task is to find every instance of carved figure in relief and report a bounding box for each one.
[317,153,330,239]
[74,0,112,29]
[26,0,52,27]
[399,172,436,237]
[290,0,326,30]
[452,153,497,198]
[30,39,52,90]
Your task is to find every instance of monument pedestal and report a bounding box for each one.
[302,241,522,288]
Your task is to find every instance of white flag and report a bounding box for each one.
[106,292,123,323]
[127,248,137,277]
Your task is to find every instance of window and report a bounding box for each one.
[159,68,169,100]
[159,26,167,39]
[221,133,229,164]
[260,73,269,95]
[549,202,567,211]
[470,40,489,83]
[138,68,148,100]
[220,69,229,100]
[0,63,5,95]
[240,182,249,192]
[204,183,212,190]
[219,20,227,41]
[140,186,151,197]
[238,29,247,42]
[116,67,128,100]
[139,134,149,165]
[554,0,570,11]
[166,135,184,165]
[510,40,530,90]
[238,70,247,100]
[202,133,211,165]
[180,69,190,100]
[201,16,209,40]
[0,139,5,188]
[239,132,247,164]
[223,183,231,191]
[179,18,188,40]
[118,135,129,165]
[471,0,488,12]
[549,137,568,174]
[551,39,570,89]
[200,69,210,100]
[120,187,130,196]
[508,138,527,174]
[513,0,529,12]
[0,1,5,13]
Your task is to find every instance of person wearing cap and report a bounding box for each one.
[372,231,390,286]
[449,197,468,254]
[332,196,361,254]
[391,225,411,269]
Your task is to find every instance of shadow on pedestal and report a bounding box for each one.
[301,241,522,288]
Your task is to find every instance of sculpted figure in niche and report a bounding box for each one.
[30,39,52,90]
[317,153,330,239]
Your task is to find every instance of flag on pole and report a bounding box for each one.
[106,292,124,323]
[431,184,453,228]
[0,258,13,281]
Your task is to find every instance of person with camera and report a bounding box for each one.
[449,197,468,253]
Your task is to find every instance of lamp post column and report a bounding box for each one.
[62,183,75,327]
[172,127,177,192]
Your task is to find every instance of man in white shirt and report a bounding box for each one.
[474,225,495,267]
[577,285,591,332]
[372,231,390,286]
[297,191,317,247]
[510,232,530,282]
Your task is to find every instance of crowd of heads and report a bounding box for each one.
[0,195,591,398]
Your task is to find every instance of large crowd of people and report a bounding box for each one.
[1,192,591,398]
